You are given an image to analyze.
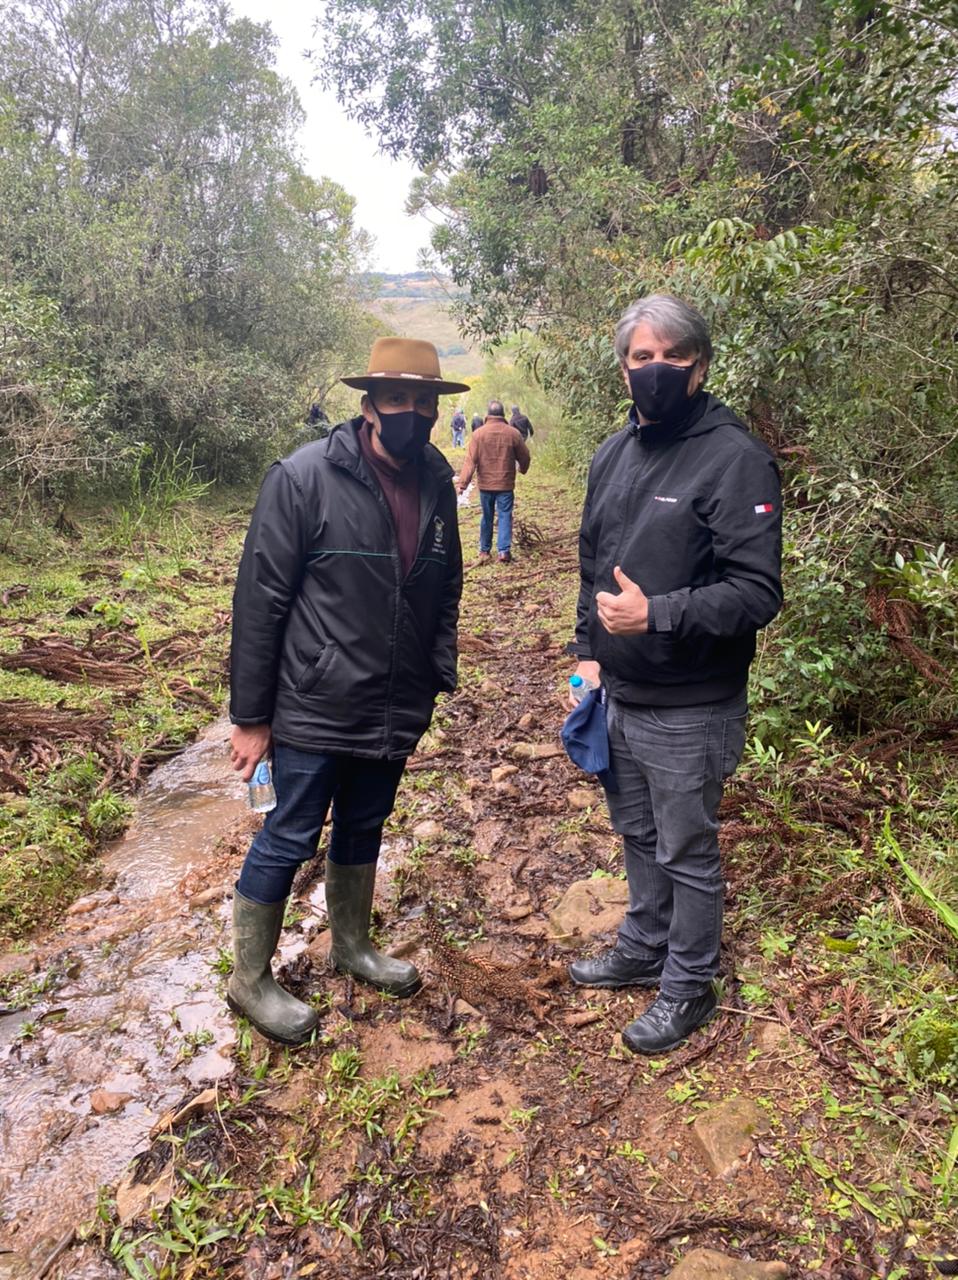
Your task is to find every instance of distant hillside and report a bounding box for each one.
[364,272,482,376]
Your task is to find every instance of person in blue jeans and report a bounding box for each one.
[479,489,513,559]
[455,400,530,563]
[451,406,466,447]
[567,295,782,1055]
[228,337,465,1044]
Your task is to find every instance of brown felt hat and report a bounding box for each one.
[341,337,470,395]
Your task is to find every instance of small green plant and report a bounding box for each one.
[758,928,795,961]
[665,1078,700,1104]
[593,1235,619,1258]
[740,981,772,1008]
[505,1106,539,1131]
[450,843,479,868]
[177,1028,215,1061]
[612,1141,647,1163]
[456,1023,489,1058]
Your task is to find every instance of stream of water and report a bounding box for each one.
[0,719,268,1273]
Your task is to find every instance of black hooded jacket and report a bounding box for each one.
[572,393,783,706]
[230,417,462,758]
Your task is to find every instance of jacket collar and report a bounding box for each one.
[625,391,737,446]
[326,416,454,486]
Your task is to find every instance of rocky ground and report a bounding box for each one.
[2,464,957,1279]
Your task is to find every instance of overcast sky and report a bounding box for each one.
[229,1,435,274]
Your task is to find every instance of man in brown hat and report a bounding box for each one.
[226,338,467,1044]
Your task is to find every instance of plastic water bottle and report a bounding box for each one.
[569,674,597,704]
[248,759,277,813]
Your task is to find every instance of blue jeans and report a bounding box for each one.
[603,691,748,998]
[452,427,465,447]
[479,489,514,554]
[237,746,406,904]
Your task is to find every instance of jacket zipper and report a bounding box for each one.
[327,433,449,757]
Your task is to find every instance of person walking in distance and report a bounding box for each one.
[227,337,466,1044]
[451,406,466,448]
[567,295,782,1055]
[455,399,530,563]
[510,404,534,443]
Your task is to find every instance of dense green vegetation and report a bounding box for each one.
[0,0,374,495]
[319,0,958,741]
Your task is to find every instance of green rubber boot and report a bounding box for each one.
[325,859,421,997]
[226,888,319,1045]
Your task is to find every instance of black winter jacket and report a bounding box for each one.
[230,418,462,758]
[572,394,783,706]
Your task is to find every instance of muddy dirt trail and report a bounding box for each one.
[0,468,945,1279]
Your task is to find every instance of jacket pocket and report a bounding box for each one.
[294,643,337,695]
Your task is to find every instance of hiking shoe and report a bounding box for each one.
[621,989,717,1055]
[498,550,511,564]
[569,946,664,989]
[478,551,491,563]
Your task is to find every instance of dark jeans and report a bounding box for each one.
[604,691,748,998]
[237,746,407,904]
[479,489,514,554]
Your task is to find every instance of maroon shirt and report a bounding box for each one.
[358,423,421,578]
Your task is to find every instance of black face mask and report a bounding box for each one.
[628,362,697,426]
[375,408,435,460]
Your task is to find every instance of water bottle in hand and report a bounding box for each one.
[248,758,277,813]
[569,674,597,705]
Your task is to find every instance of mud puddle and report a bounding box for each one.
[0,719,255,1265]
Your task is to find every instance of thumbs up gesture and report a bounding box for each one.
[596,565,650,635]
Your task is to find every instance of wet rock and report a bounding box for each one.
[388,939,420,959]
[667,1249,788,1278]
[568,787,598,810]
[500,903,533,921]
[413,819,443,841]
[89,1088,134,1115]
[190,885,225,908]
[512,741,564,760]
[65,891,118,916]
[752,1019,791,1053]
[490,764,519,783]
[548,877,629,946]
[115,1157,175,1225]
[0,952,29,982]
[692,1096,770,1177]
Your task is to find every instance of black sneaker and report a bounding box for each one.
[569,946,664,989]
[621,989,717,1055]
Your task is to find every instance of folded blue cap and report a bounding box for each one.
[560,686,617,792]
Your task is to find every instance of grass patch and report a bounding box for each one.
[0,490,249,942]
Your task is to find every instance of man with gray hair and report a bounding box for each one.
[567,294,782,1054]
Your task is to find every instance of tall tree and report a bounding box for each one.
[0,0,370,486]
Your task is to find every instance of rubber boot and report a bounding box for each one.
[226,888,319,1045]
[325,858,421,997]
